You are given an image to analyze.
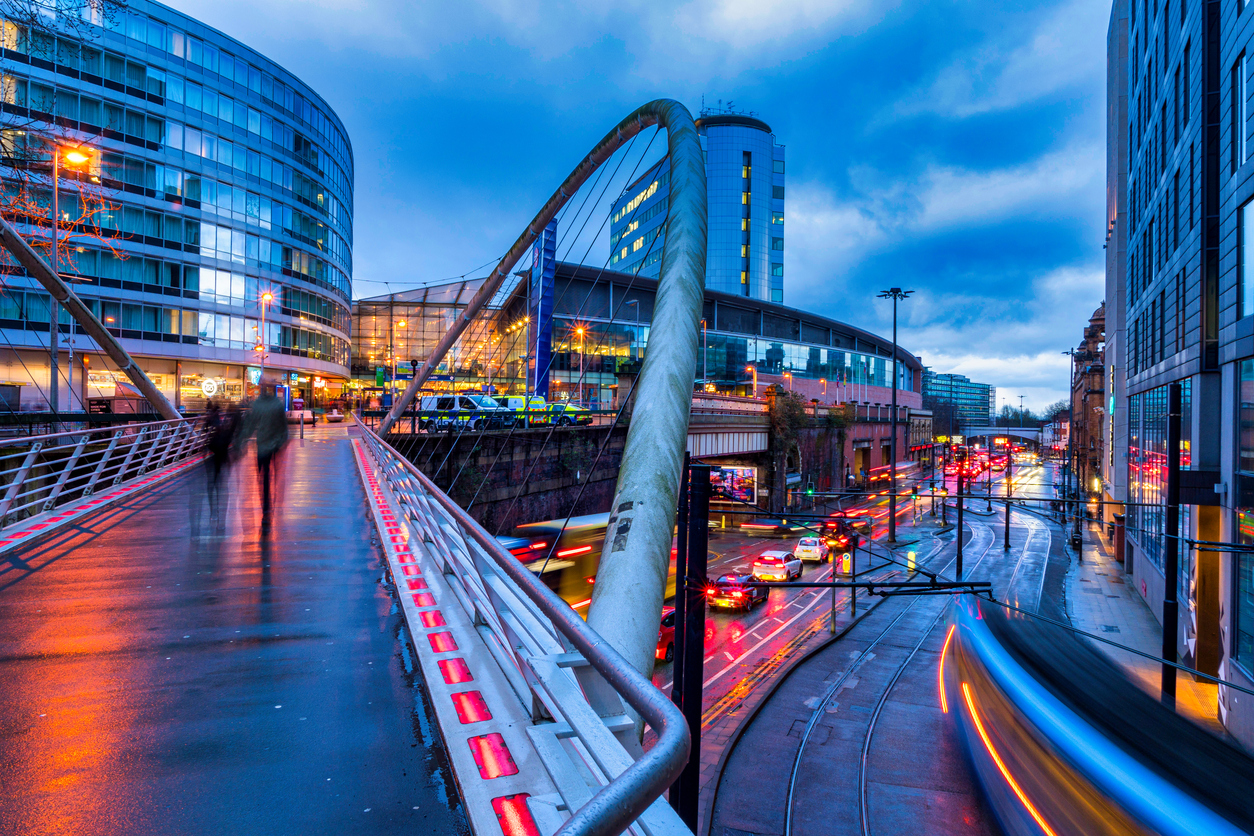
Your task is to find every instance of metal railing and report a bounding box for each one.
[356,421,691,836]
[0,417,207,529]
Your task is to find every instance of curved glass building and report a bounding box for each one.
[0,0,352,412]
[609,111,784,303]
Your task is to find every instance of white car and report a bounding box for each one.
[752,549,803,582]
[793,536,830,563]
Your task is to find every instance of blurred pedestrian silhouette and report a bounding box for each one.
[204,400,237,515]
[235,384,289,528]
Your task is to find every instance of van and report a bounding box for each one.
[504,395,547,428]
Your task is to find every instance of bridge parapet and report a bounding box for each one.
[355,423,692,836]
[0,417,205,551]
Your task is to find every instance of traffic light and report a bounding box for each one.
[911,484,919,497]
[806,484,814,496]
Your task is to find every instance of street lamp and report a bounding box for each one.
[48,143,93,417]
[746,365,758,398]
[394,319,407,402]
[783,371,792,391]
[576,326,585,405]
[877,287,914,544]
[820,377,827,397]
[256,290,273,391]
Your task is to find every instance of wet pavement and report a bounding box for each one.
[0,425,470,836]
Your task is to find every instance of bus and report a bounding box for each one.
[499,512,678,611]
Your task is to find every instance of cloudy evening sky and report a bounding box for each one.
[170,0,1108,412]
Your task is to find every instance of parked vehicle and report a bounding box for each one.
[505,395,548,428]
[752,549,802,582]
[417,394,511,432]
[706,572,769,611]
[547,401,593,426]
[793,536,830,563]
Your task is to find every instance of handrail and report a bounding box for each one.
[0,417,206,529]
[356,421,691,836]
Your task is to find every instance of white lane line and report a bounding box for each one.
[703,655,715,664]
[774,617,786,624]
[704,566,836,689]
[724,651,735,661]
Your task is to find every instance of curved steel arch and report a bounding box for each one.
[382,99,707,687]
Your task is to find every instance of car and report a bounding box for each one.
[547,402,593,426]
[793,536,830,563]
[656,606,676,662]
[706,573,768,611]
[944,463,959,475]
[752,549,802,582]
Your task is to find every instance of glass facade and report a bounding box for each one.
[0,0,352,409]
[350,266,918,409]
[608,113,784,303]
[1236,361,1254,669]
[1127,380,1192,576]
[921,370,996,425]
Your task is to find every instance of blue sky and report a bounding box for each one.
[171,0,1109,411]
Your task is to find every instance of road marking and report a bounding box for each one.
[774,617,786,624]
[724,651,735,661]
[704,566,835,689]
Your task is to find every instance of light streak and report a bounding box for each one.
[961,682,1057,836]
[939,624,955,713]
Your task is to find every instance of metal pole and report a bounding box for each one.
[675,463,709,832]
[1162,382,1181,708]
[889,295,898,543]
[956,465,965,580]
[0,212,179,419]
[1004,499,1011,551]
[669,455,690,717]
[49,152,59,418]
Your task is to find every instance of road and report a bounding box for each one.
[707,459,1071,836]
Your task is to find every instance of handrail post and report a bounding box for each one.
[83,430,123,496]
[112,426,148,485]
[0,443,43,523]
[43,436,88,511]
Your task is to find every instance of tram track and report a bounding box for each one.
[775,506,1055,836]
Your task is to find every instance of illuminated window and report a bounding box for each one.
[742,191,749,205]
[632,237,644,252]
[742,165,750,178]
[772,211,784,225]
[620,247,628,259]
[741,218,749,231]
[741,244,748,257]
[740,271,748,284]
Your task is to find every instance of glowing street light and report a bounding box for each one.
[746,365,758,399]
[257,290,274,387]
[49,144,94,417]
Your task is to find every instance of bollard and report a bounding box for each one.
[299,411,305,439]
[907,550,916,572]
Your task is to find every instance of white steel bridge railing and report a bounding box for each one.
[356,421,692,836]
[0,418,208,529]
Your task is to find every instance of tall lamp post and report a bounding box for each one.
[1061,349,1076,503]
[576,326,585,405]
[877,287,913,544]
[47,144,93,417]
[256,290,273,392]
[746,364,757,398]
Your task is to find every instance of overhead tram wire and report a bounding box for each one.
[418,129,664,506]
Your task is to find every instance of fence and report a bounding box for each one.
[0,418,207,528]
[356,421,691,836]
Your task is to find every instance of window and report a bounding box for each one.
[1184,43,1190,127]
[771,211,784,225]
[740,271,748,285]
[1173,170,1179,250]
[1233,54,1247,174]
[1189,143,1195,229]
[771,237,784,251]
[741,218,749,231]
[1243,198,1254,318]
[772,160,785,174]
[771,264,783,277]
[1158,289,1166,362]
[741,191,749,205]
[772,185,785,200]
[1174,65,1180,144]
[1177,270,1186,352]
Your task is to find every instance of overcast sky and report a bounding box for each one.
[169,0,1108,412]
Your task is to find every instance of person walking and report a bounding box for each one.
[204,400,236,515]
[236,384,289,528]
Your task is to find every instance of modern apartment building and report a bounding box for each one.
[0,0,352,412]
[608,110,785,303]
